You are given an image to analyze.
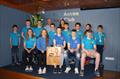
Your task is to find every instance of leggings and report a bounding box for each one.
[37,50,46,68]
[24,48,34,66]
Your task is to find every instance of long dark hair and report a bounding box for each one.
[59,19,65,30]
[85,24,92,31]
[26,28,34,40]
[84,24,93,37]
[41,29,49,46]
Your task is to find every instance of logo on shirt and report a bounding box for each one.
[90,42,93,45]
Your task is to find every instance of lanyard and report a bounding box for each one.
[98,32,102,42]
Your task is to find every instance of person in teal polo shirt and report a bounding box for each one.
[24,28,36,72]
[64,29,80,74]
[53,27,66,74]
[34,20,43,38]
[21,20,34,39]
[48,23,56,46]
[75,22,83,41]
[95,25,106,64]
[80,30,100,77]
[62,22,71,50]
[37,29,49,74]
[10,25,20,65]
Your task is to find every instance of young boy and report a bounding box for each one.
[53,27,66,74]
[64,29,80,74]
[62,22,71,50]
[34,20,43,38]
[80,30,100,77]
[48,23,56,46]
[10,25,20,65]
[21,20,34,39]
[75,22,83,40]
[95,25,106,64]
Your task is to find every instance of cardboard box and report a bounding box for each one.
[46,47,62,65]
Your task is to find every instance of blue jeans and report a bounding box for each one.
[64,50,80,68]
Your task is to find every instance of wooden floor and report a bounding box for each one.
[0,68,119,79]
[93,71,120,79]
[0,68,45,79]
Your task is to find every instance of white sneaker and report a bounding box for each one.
[75,68,79,74]
[65,67,71,73]
[42,67,46,74]
[29,66,33,71]
[38,68,42,74]
[25,66,29,71]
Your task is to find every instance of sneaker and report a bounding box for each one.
[75,68,79,74]
[80,70,84,77]
[29,66,33,71]
[53,68,57,74]
[38,68,42,74]
[25,66,29,71]
[42,67,46,74]
[95,70,100,77]
[58,68,62,74]
[64,67,71,73]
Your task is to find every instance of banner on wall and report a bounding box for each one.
[54,11,80,22]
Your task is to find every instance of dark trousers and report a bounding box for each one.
[64,43,68,50]
[97,45,104,64]
[37,49,46,68]
[11,46,19,64]
[24,49,34,66]
[64,50,80,68]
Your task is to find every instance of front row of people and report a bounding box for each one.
[23,27,100,77]
[10,25,102,77]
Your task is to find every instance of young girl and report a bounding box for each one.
[24,28,36,71]
[95,25,106,64]
[48,23,56,46]
[53,27,66,74]
[59,19,65,30]
[10,25,20,65]
[83,24,94,39]
[37,29,49,74]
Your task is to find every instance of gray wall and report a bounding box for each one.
[0,5,31,67]
[43,8,120,71]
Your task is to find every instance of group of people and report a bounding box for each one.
[10,18,106,77]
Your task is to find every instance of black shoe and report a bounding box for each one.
[53,68,57,74]
[95,70,100,77]
[80,70,84,77]
[16,62,20,65]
